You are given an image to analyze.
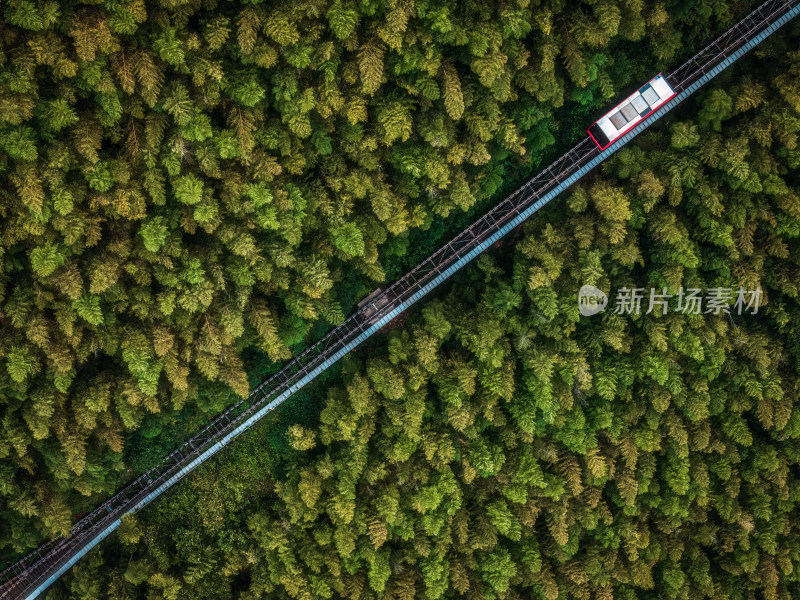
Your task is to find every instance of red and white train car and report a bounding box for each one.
[587,74,676,150]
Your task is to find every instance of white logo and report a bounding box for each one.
[578,285,608,316]
[577,285,762,316]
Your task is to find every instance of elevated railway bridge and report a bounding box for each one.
[2,0,799,597]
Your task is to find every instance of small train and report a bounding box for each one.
[588,74,676,150]
[357,287,392,325]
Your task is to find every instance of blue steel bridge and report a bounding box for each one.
[2,0,800,597]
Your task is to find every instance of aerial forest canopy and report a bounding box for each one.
[0,0,756,554]
[51,21,800,600]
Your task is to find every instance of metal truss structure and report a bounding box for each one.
[1,0,798,597]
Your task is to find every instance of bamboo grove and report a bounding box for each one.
[0,0,756,556]
[45,22,800,600]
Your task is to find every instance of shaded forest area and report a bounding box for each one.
[48,24,800,600]
[0,0,758,557]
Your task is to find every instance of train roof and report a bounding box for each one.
[588,74,675,150]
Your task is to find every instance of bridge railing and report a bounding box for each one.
[667,0,793,87]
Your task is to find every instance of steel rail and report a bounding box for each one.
[1,0,798,597]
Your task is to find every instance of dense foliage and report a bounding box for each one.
[0,0,754,554]
[48,27,800,599]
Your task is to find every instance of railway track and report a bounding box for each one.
[2,0,799,597]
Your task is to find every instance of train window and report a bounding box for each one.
[642,87,660,106]
[620,103,638,122]
[609,111,626,129]
[631,95,648,114]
